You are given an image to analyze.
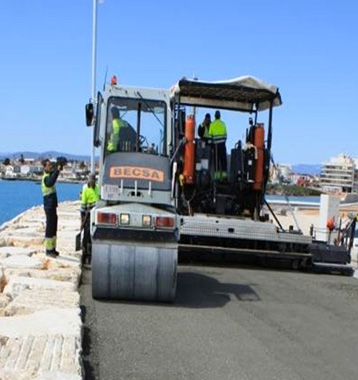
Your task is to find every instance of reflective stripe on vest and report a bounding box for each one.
[41,173,56,197]
[211,137,227,144]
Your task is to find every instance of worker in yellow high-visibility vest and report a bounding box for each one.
[107,107,126,152]
[208,110,228,180]
[41,159,63,257]
[80,174,100,262]
[198,113,211,140]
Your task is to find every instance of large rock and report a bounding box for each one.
[1,235,44,247]
[41,256,81,270]
[0,266,5,292]
[0,202,83,379]
[0,369,82,380]
[7,226,40,236]
[4,268,81,288]
[3,276,76,299]
[0,246,36,258]
[0,294,11,315]
[5,288,79,316]
[0,309,82,379]
[0,255,43,270]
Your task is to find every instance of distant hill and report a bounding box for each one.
[0,151,321,174]
[0,151,95,162]
[292,164,321,175]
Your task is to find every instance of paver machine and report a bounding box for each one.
[85,75,353,302]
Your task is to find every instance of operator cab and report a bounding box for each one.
[104,96,167,155]
[86,82,173,207]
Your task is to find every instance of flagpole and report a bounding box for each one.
[90,0,98,174]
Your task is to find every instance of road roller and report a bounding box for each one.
[85,75,354,302]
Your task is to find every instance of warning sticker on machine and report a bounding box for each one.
[109,166,164,182]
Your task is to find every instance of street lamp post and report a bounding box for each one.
[90,0,98,174]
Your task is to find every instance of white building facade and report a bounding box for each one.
[320,154,356,193]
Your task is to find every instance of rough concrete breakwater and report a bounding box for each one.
[0,202,83,380]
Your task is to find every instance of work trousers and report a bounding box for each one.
[44,207,58,251]
[214,142,227,172]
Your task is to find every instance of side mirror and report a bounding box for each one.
[85,103,94,126]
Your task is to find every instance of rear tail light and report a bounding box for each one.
[97,212,117,225]
[155,216,175,229]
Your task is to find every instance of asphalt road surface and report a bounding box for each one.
[80,265,358,380]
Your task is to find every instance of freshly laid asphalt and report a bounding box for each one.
[80,265,358,380]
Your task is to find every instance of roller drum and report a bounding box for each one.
[92,242,177,302]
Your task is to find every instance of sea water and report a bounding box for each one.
[0,180,83,226]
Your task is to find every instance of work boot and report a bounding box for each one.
[46,250,59,258]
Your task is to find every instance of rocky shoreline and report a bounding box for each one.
[0,202,83,380]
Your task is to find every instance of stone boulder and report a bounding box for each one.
[4,276,76,299]
[5,288,79,316]
[0,246,36,258]
[0,255,43,270]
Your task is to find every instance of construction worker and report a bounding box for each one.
[81,174,100,261]
[107,107,124,152]
[81,174,99,219]
[198,113,211,140]
[209,110,228,180]
[107,107,136,152]
[42,159,62,257]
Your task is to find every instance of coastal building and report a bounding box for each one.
[270,164,292,185]
[20,165,30,175]
[4,165,15,178]
[23,158,35,165]
[320,154,355,193]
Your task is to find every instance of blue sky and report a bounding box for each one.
[0,0,357,164]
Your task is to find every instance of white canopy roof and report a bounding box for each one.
[170,75,282,112]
